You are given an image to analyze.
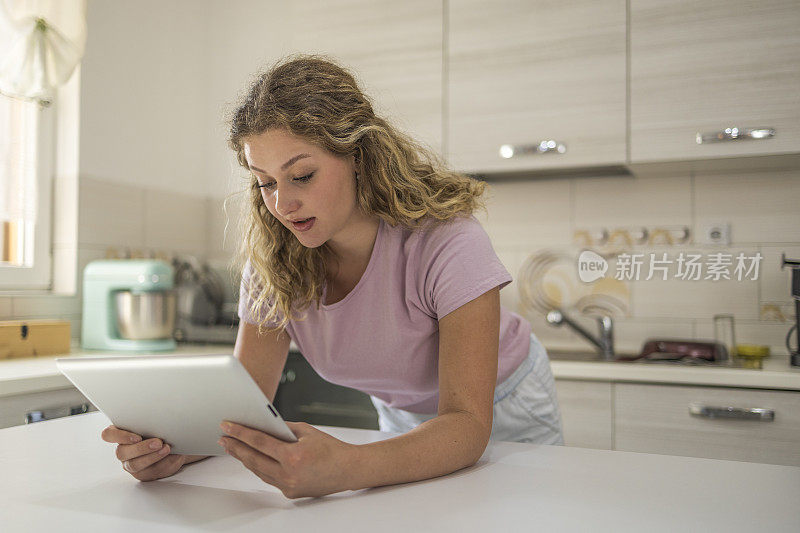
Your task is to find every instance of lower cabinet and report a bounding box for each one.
[555,380,613,450]
[615,383,800,467]
[0,387,97,429]
[556,379,800,467]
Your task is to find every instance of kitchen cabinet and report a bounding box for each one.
[615,383,800,466]
[446,0,627,174]
[556,373,800,467]
[630,0,800,163]
[288,0,444,156]
[554,379,613,449]
[0,386,96,429]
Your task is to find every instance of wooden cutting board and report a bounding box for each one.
[0,320,71,359]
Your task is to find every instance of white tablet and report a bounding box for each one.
[56,353,297,456]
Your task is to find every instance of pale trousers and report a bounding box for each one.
[369,332,564,445]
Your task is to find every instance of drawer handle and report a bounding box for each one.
[25,403,91,424]
[695,127,775,145]
[499,140,567,158]
[689,403,774,421]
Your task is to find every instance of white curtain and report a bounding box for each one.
[0,0,87,104]
[0,0,86,255]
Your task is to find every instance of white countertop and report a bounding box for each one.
[0,343,239,397]
[3,342,800,398]
[1,411,798,532]
[550,355,800,390]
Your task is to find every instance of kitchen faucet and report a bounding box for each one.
[546,309,614,360]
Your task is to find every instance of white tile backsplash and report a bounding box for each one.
[6,163,800,354]
[694,169,800,245]
[480,165,800,354]
[79,177,145,248]
[574,173,692,229]
[476,179,572,247]
[144,189,208,254]
[12,295,81,318]
[630,268,760,320]
[0,298,12,318]
[611,318,695,354]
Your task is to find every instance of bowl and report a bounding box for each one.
[114,290,176,340]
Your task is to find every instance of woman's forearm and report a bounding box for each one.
[346,411,490,491]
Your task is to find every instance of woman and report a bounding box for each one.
[101,54,563,498]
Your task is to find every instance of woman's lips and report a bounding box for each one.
[291,217,315,232]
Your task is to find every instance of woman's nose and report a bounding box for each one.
[273,187,300,218]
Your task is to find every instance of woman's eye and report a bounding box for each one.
[256,173,313,191]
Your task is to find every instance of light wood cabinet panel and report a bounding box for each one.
[615,383,800,466]
[0,387,96,429]
[630,0,800,163]
[447,0,626,174]
[555,379,613,449]
[289,1,444,156]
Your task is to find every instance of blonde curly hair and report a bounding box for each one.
[228,54,488,333]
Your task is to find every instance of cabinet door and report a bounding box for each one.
[289,1,444,156]
[447,0,627,173]
[630,0,800,163]
[555,379,613,449]
[615,383,800,466]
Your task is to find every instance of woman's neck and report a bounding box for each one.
[323,215,380,281]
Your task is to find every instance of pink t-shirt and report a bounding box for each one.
[238,214,532,414]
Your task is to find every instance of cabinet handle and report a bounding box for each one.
[499,140,567,158]
[25,403,92,424]
[695,127,775,145]
[689,402,774,421]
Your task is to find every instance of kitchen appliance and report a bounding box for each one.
[81,260,176,352]
[172,256,239,344]
[781,254,800,368]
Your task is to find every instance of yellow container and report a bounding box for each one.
[735,344,770,369]
[0,320,71,359]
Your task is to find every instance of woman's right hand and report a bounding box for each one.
[101,425,187,481]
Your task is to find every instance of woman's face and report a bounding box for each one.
[243,128,360,249]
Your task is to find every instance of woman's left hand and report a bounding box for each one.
[218,420,358,499]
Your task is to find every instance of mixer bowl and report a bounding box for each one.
[115,290,176,340]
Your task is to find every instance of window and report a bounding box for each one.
[0,93,54,290]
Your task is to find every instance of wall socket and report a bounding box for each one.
[699,222,731,245]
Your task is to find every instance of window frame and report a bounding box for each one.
[0,66,80,296]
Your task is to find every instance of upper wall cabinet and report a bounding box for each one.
[288,1,444,156]
[630,0,800,163]
[446,0,627,174]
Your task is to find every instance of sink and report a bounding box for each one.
[546,349,733,366]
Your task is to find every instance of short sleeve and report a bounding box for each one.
[419,215,512,319]
[237,260,284,328]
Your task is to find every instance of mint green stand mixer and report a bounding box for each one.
[81,260,177,352]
